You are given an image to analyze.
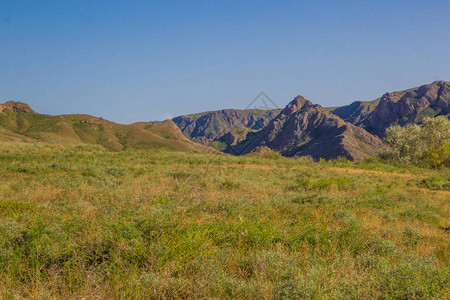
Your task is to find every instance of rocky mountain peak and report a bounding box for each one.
[431,80,450,86]
[231,96,384,160]
[284,95,313,112]
[380,92,392,101]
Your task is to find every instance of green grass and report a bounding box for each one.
[419,176,450,191]
[0,142,448,298]
[0,104,218,153]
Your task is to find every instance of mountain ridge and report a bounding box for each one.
[172,108,281,143]
[331,80,450,136]
[2,80,449,160]
[229,95,385,160]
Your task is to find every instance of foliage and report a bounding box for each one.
[383,116,450,168]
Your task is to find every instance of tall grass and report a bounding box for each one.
[0,142,448,298]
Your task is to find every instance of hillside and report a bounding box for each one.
[206,126,258,151]
[172,109,281,143]
[0,101,216,153]
[330,99,380,126]
[332,81,450,136]
[231,96,384,160]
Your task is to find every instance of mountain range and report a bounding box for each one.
[173,81,449,159]
[1,81,449,160]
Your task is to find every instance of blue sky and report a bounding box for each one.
[1,0,449,123]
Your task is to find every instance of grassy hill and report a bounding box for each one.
[0,142,448,298]
[0,101,216,153]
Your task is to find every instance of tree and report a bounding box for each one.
[420,116,450,168]
[383,116,450,168]
[384,124,422,162]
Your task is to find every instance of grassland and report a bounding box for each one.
[0,142,449,299]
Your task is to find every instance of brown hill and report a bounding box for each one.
[230,96,384,160]
[0,101,217,153]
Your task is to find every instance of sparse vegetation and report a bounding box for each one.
[0,142,448,298]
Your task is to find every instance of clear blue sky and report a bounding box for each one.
[1,0,449,123]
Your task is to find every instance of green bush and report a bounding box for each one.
[383,116,450,168]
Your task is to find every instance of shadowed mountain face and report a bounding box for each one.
[230,96,384,161]
[212,126,257,147]
[330,99,380,127]
[172,109,281,143]
[332,81,450,137]
[0,101,217,153]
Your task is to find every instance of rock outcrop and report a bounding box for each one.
[2,101,35,113]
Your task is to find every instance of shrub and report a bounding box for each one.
[384,124,422,162]
[382,116,450,168]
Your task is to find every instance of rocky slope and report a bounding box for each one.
[230,96,384,160]
[332,81,450,136]
[0,101,218,153]
[172,109,281,143]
